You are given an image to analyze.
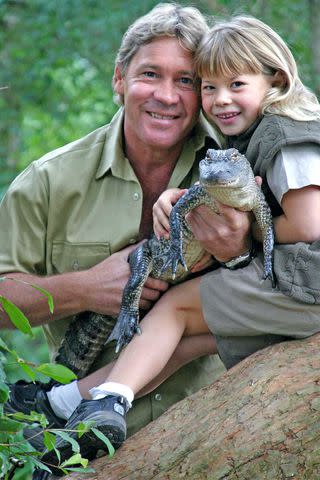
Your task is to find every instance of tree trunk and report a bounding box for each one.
[65,334,320,480]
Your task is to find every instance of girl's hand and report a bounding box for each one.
[153,188,187,239]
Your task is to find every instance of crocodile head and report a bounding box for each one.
[199,148,257,209]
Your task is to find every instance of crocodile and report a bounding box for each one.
[56,148,274,378]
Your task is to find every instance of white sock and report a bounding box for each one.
[89,382,134,407]
[47,381,82,420]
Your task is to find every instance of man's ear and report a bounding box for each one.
[113,65,125,95]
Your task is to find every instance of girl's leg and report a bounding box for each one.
[78,333,216,399]
[137,333,216,396]
[50,277,214,418]
[105,276,210,395]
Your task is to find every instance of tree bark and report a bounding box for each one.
[65,334,320,480]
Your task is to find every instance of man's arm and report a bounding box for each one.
[0,244,168,329]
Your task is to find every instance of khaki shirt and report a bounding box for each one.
[0,108,224,436]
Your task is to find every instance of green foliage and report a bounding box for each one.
[0,283,114,478]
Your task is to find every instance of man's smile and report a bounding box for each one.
[148,112,179,120]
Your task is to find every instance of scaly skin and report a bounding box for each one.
[56,148,274,376]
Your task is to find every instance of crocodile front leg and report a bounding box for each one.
[161,184,214,279]
[107,241,153,353]
[253,190,275,287]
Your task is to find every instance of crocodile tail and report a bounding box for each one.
[55,312,115,379]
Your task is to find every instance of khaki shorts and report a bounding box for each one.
[200,253,320,369]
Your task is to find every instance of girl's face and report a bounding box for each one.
[201,72,273,136]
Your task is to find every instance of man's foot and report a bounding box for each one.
[4,380,66,451]
[40,395,128,475]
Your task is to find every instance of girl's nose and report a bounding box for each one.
[214,88,232,106]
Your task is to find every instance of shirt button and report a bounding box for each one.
[129,238,136,244]
[72,260,79,271]
[133,192,140,201]
[154,393,162,401]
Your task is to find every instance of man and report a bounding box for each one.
[0,3,250,466]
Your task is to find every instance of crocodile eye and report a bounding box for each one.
[230,152,238,161]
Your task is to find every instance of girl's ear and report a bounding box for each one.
[272,70,287,88]
[113,65,125,95]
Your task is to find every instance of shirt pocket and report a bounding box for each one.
[52,241,111,273]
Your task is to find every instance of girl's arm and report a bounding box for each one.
[253,185,320,244]
[153,188,187,239]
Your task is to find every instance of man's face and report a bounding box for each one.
[114,37,201,155]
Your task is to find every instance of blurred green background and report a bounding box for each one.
[1,0,320,375]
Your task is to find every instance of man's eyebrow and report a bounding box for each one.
[138,63,194,75]
[178,70,195,76]
[138,63,158,70]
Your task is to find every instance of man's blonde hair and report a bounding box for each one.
[113,3,209,104]
[196,15,320,121]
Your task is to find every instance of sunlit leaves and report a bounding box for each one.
[35,363,76,384]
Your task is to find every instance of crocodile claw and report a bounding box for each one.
[263,268,276,289]
[107,310,140,353]
[160,246,187,280]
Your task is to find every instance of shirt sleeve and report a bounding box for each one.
[0,162,49,275]
[266,143,320,205]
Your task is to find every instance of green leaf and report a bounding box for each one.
[91,427,115,456]
[0,296,33,336]
[3,278,54,314]
[0,417,24,434]
[31,457,53,473]
[76,420,95,437]
[0,382,9,403]
[0,336,10,353]
[61,453,88,468]
[7,410,46,426]
[35,363,77,383]
[55,430,79,453]
[63,467,95,473]
[30,284,54,314]
[19,363,37,381]
[44,431,56,452]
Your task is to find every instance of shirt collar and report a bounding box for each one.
[96,107,136,180]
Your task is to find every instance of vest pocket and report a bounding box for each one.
[52,241,111,273]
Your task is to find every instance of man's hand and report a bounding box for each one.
[86,243,168,316]
[190,251,215,273]
[186,202,252,263]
